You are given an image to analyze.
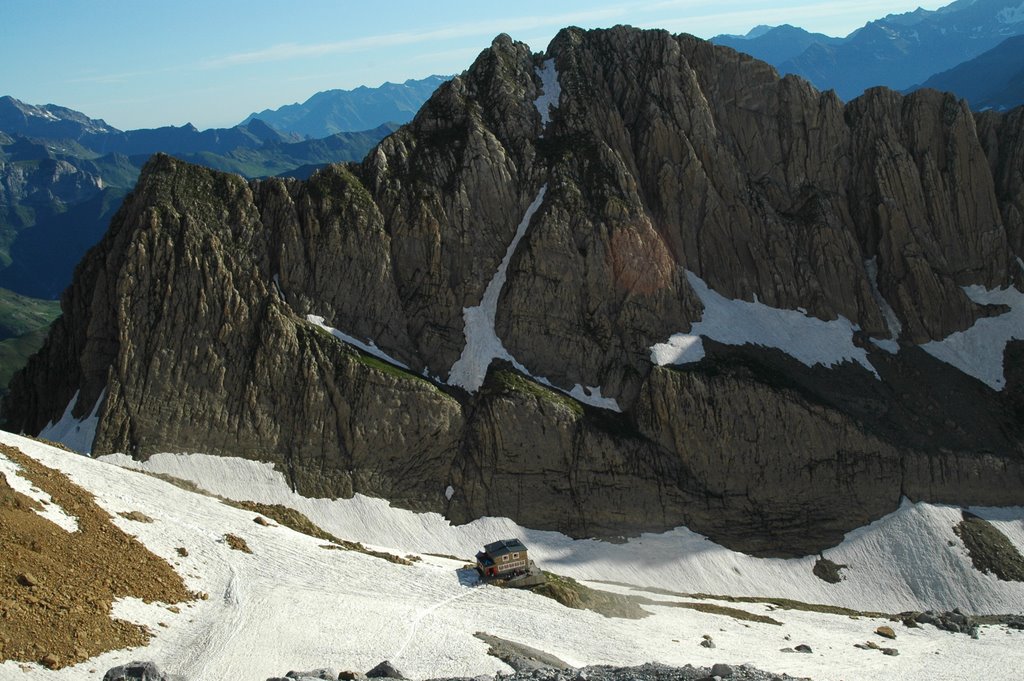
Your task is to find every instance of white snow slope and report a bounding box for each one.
[3,432,1020,681]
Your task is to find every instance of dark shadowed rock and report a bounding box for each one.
[285,670,339,680]
[710,663,734,678]
[103,661,182,681]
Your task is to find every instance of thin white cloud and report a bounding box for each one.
[200,7,630,69]
[67,66,177,85]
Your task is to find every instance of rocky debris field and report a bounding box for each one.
[112,659,810,681]
[0,444,195,670]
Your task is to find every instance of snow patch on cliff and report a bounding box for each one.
[446,185,620,412]
[920,284,1024,390]
[651,272,878,377]
[307,315,410,370]
[998,2,1024,23]
[447,187,546,392]
[38,388,105,455]
[865,257,902,354]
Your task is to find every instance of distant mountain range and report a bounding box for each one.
[712,0,1024,102]
[0,86,422,390]
[241,75,449,138]
[0,99,400,299]
[910,34,1024,110]
[711,24,844,65]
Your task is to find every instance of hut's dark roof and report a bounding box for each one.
[482,538,527,557]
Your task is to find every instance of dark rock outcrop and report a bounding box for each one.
[366,660,406,679]
[6,27,1024,557]
[103,661,182,681]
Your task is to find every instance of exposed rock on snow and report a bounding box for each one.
[273,663,801,681]
[474,632,573,671]
[367,660,408,679]
[283,669,340,680]
[103,661,182,681]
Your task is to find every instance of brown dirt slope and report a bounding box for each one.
[0,443,194,670]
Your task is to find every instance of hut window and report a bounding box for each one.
[502,555,508,562]
[513,552,519,559]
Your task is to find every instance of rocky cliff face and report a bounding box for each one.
[6,27,1024,557]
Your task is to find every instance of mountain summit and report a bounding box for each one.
[7,27,1024,557]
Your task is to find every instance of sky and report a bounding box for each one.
[1,0,950,131]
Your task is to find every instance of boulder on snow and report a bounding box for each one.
[285,670,338,680]
[906,609,979,636]
[710,663,734,677]
[103,661,181,681]
[366,661,407,679]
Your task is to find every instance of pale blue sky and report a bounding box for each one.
[2,0,946,130]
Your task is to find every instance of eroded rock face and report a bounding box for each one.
[6,27,1024,556]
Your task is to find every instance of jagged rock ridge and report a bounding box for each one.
[6,27,1024,557]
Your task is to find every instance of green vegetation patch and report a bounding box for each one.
[492,369,583,416]
[225,500,412,566]
[0,327,50,395]
[631,596,783,625]
[302,321,445,394]
[132,469,411,566]
[355,352,435,388]
[529,571,649,619]
[0,289,61,395]
[307,163,375,210]
[0,288,60,341]
[596,581,891,619]
[954,511,1024,582]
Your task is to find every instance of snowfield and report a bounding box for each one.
[37,388,104,455]
[920,284,1024,390]
[2,431,1023,681]
[650,272,879,377]
[651,271,1024,394]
